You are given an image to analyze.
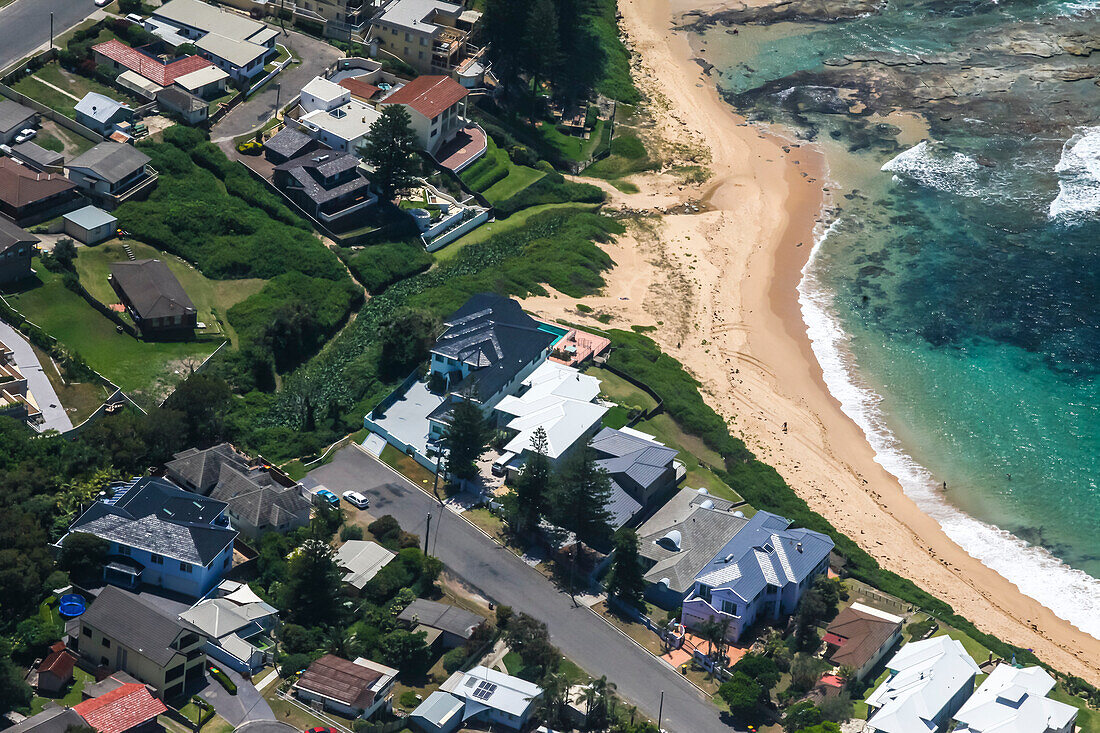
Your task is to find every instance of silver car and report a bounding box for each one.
[342,490,369,509]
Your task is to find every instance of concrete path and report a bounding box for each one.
[31,74,80,101]
[0,317,73,432]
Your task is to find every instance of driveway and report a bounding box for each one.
[198,665,274,726]
[308,447,737,733]
[0,317,73,432]
[0,0,99,72]
[211,29,342,142]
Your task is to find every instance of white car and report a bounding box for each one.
[14,128,36,143]
[95,0,111,6]
[342,490,370,509]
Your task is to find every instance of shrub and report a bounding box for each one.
[339,524,364,542]
[442,647,466,673]
[494,173,604,218]
[399,690,420,708]
[208,664,237,694]
[344,241,432,295]
[611,133,647,159]
[278,653,311,677]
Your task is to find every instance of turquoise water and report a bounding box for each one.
[696,0,1100,636]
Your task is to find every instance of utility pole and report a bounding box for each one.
[49,12,54,52]
[423,512,432,553]
[657,690,664,732]
[273,83,282,121]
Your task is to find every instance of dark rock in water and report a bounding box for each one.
[693,57,715,76]
[679,0,883,30]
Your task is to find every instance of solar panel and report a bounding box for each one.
[472,680,497,700]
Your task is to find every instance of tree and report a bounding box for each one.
[521,0,561,89]
[162,373,232,447]
[504,613,560,672]
[480,0,528,92]
[551,443,613,547]
[605,527,646,610]
[732,654,781,699]
[53,239,76,270]
[0,646,31,715]
[378,629,430,671]
[794,587,828,651]
[789,654,823,694]
[440,395,492,481]
[718,671,761,721]
[58,532,108,586]
[783,701,823,732]
[360,105,418,200]
[535,671,570,727]
[509,427,552,535]
[695,617,731,662]
[378,308,437,380]
[281,540,344,627]
[818,691,854,723]
[794,724,840,733]
[584,675,616,730]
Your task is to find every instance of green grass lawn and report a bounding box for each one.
[32,62,141,114]
[535,119,607,163]
[932,624,992,665]
[460,135,545,204]
[74,240,266,345]
[3,259,222,407]
[432,203,600,262]
[379,443,438,490]
[483,164,545,204]
[1050,685,1100,733]
[634,413,744,504]
[586,365,658,413]
[11,76,79,118]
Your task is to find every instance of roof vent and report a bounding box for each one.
[697,488,709,495]
[723,554,735,563]
[734,510,745,518]
[657,530,682,551]
[700,499,714,510]
[658,577,671,587]
[797,542,803,553]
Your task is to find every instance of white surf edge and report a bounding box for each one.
[795,215,1100,642]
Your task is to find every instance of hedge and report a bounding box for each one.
[342,241,433,295]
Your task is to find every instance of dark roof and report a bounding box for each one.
[11,140,65,169]
[83,671,144,699]
[295,655,382,710]
[592,427,677,498]
[80,586,200,666]
[0,99,35,133]
[110,258,196,320]
[68,142,151,185]
[4,707,88,733]
[826,606,902,670]
[262,127,317,159]
[0,215,38,255]
[166,443,252,494]
[275,151,371,205]
[433,294,556,400]
[73,682,167,733]
[605,479,643,529]
[156,85,205,113]
[0,157,76,207]
[69,476,236,566]
[397,599,483,639]
[382,75,466,119]
[209,465,312,529]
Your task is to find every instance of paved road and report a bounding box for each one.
[0,0,98,72]
[211,28,342,141]
[199,666,274,726]
[0,317,73,432]
[309,447,738,733]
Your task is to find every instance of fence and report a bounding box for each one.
[597,359,665,428]
[0,80,104,144]
[246,44,295,98]
[422,208,490,252]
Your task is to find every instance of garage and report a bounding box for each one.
[62,205,117,244]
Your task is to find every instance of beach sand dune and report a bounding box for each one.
[519,0,1100,684]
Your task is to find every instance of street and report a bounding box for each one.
[308,446,737,733]
[0,0,98,72]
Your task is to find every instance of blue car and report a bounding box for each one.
[314,488,339,507]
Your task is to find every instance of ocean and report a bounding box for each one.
[690,0,1100,638]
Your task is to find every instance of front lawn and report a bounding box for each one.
[379,443,438,490]
[13,62,142,118]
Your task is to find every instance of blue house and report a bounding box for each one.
[680,511,834,642]
[63,476,238,598]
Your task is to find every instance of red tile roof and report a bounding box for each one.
[93,40,213,87]
[338,78,380,101]
[38,643,76,680]
[382,75,467,120]
[73,683,167,733]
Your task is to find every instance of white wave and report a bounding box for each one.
[1048,126,1100,222]
[797,218,1100,641]
[881,140,982,196]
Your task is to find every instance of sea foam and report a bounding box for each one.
[797,217,1100,641]
[1049,126,1100,222]
[881,140,982,196]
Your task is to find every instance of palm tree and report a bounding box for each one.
[584,675,617,730]
[696,618,726,661]
[535,672,571,728]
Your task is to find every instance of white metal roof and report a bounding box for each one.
[953,665,1077,733]
[443,666,541,719]
[64,205,117,231]
[298,101,381,145]
[173,65,229,91]
[495,362,606,459]
[865,637,981,733]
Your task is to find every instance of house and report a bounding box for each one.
[636,488,751,608]
[379,75,468,155]
[0,99,36,145]
[273,0,377,42]
[74,93,133,136]
[165,443,313,538]
[262,127,319,165]
[71,585,209,699]
[3,708,88,733]
[9,140,64,173]
[0,157,80,226]
[151,0,278,81]
[824,603,903,683]
[92,39,216,90]
[109,259,198,336]
[0,337,41,424]
[590,426,681,528]
[156,86,207,126]
[335,540,397,592]
[0,216,37,284]
[368,0,481,76]
[67,142,156,207]
[273,150,377,225]
[411,665,542,733]
[293,76,382,153]
[179,592,278,675]
[491,361,608,475]
[396,598,485,650]
[82,671,146,700]
[72,683,168,733]
[293,654,398,719]
[864,636,981,733]
[63,205,118,245]
[680,510,834,643]
[63,476,237,597]
[35,641,77,695]
[952,664,1078,733]
[172,66,230,100]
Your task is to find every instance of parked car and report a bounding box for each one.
[313,488,339,507]
[342,491,369,509]
[95,0,111,6]
[14,129,36,143]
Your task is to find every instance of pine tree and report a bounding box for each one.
[510,427,552,535]
[552,442,614,547]
[281,539,344,627]
[441,396,492,480]
[480,0,528,92]
[521,0,561,90]
[606,527,646,610]
[359,105,419,200]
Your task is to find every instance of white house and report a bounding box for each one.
[864,636,981,733]
[952,664,1078,733]
[411,666,542,733]
[379,74,469,155]
[178,583,278,675]
[294,76,382,153]
[151,0,277,81]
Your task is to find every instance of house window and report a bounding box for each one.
[117,545,131,556]
[82,626,92,638]
[223,556,231,568]
[102,638,111,648]
[150,553,164,565]
[698,584,711,603]
[405,32,412,41]
[721,600,736,615]
[179,562,193,573]
[166,663,185,682]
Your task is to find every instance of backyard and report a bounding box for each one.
[634,412,744,504]
[12,61,142,119]
[432,203,600,263]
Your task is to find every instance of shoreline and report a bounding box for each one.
[523,0,1100,683]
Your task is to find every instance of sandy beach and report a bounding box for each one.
[519,0,1100,684]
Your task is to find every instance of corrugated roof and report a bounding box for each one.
[338,77,380,101]
[398,599,484,639]
[295,655,383,710]
[382,75,467,119]
[336,540,396,590]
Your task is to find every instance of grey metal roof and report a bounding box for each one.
[397,599,484,639]
[110,258,196,320]
[82,671,143,699]
[0,215,37,255]
[74,92,131,124]
[275,151,372,206]
[10,140,64,169]
[68,142,150,185]
[0,99,35,134]
[411,691,465,728]
[80,586,201,666]
[605,477,643,528]
[63,204,117,231]
[4,707,87,733]
[336,540,397,590]
[156,86,205,114]
[593,427,677,501]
